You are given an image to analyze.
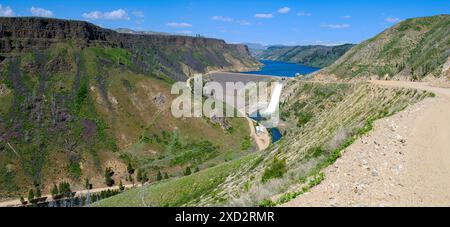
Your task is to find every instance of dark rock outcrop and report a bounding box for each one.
[0,17,259,80]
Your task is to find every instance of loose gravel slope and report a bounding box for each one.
[283,80,450,207]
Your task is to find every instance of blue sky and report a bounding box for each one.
[1,0,448,45]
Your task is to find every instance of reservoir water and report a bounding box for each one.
[244,60,320,144]
[243,60,320,77]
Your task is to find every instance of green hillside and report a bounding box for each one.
[256,44,354,68]
[94,15,446,208]
[95,80,431,207]
[0,18,256,198]
[323,14,450,81]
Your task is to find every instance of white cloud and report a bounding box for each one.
[167,22,192,28]
[238,20,251,26]
[211,16,234,22]
[212,16,251,26]
[297,12,312,17]
[254,13,273,19]
[132,10,144,18]
[0,4,14,17]
[82,9,129,20]
[321,24,350,29]
[103,9,129,20]
[385,16,401,23]
[278,7,291,14]
[30,6,53,17]
[342,15,351,19]
[83,11,102,20]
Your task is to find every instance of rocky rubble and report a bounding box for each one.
[0,83,10,96]
[210,114,232,131]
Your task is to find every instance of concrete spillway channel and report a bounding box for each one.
[260,81,284,119]
[187,73,286,150]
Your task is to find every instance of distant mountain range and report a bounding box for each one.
[115,28,172,36]
[243,43,268,56]
[253,44,355,68]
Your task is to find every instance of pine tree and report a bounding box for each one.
[35,187,42,198]
[127,163,135,175]
[137,169,148,184]
[105,167,115,186]
[128,174,134,184]
[195,166,200,172]
[28,189,34,202]
[156,171,163,181]
[184,167,192,176]
[137,169,142,182]
[51,184,59,197]
[119,180,125,191]
[59,181,72,197]
[142,172,148,184]
[164,172,169,179]
[85,178,91,190]
[20,196,26,205]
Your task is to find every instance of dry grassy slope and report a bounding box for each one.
[278,81,426,161]
[95,79,429,207]
[282,81,450,206]
[96,15,448,207]
[201,81,430,206]
[0,43,251,199]
[317,14,450,82]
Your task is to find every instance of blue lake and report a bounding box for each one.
[243,60,320,77]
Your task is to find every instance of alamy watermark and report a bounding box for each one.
[170,75,283,128]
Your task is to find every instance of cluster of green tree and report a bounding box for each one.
[21,185,42,205]
[20,181,73,206]
[50,181,72,198]
[127,163,135,184]
[183,166,200,176]
[137,169,149,184]
[156,170,170,181]
[104,167,115,187]
[261,156,287,183]
[97,189,121,199]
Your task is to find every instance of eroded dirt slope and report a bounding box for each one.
[283,80,450,207]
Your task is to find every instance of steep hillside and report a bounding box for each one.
[90,15,445,208]
[0,18,256,199]
[256,44,354,68]
[95,80,431,207]
[0,17,259,81]
[320,14,450,82]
